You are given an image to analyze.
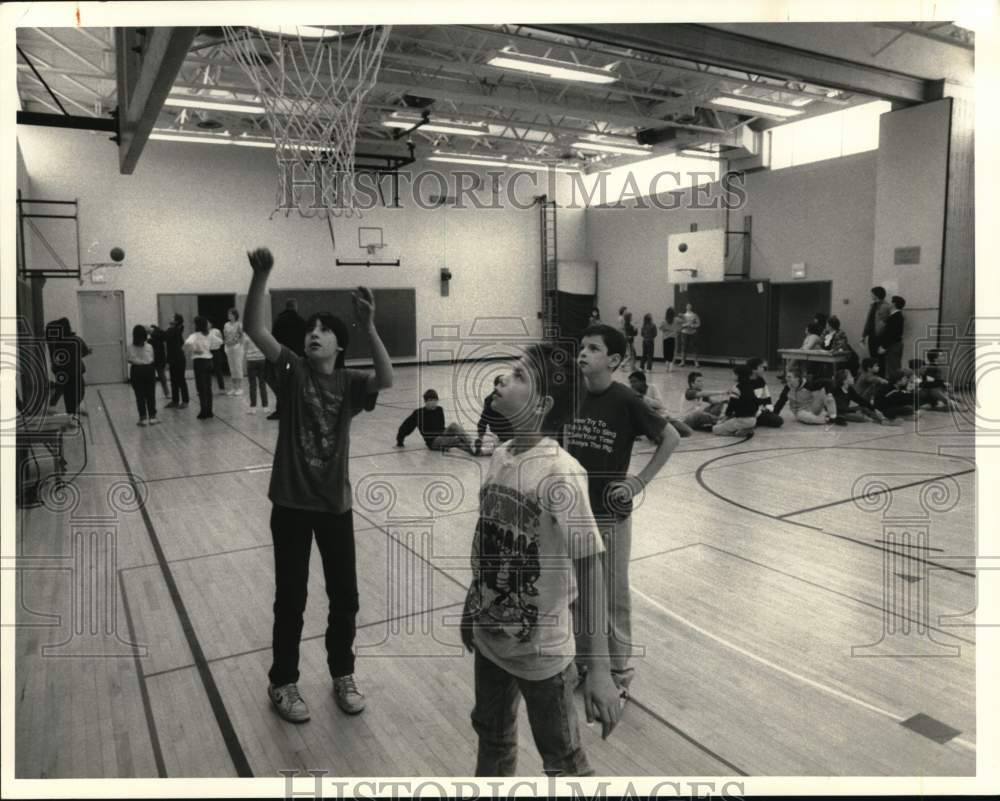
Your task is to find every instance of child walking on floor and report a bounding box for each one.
[462,342,622,776]
[243,247,393,723]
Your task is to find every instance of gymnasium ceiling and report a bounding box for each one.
[15,21,975,173]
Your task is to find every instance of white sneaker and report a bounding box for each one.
[247,407,256,415]
[226,390,235,396]
[234,389,244,396]
[333,674,366,715]
[149,418,161,426]
[137,419,147,427]
[268,682,310,723]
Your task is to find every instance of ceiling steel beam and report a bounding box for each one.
[531,23,931,104]
[116,27,198,174]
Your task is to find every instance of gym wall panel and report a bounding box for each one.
[673,280,769,363]
[872,100,951,314]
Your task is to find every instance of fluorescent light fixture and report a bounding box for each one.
[679,149,720,159]
[487,50,617,84]
[255,25,340,39]
[383,114,488,137]
[708,96,804,118]
[232,137,276,148]
[572,139,652,156]
[789,97,814,107]
[427,154,510,168]
[164,97,265,114]
[512,161,581,173]
[149,132,235,145]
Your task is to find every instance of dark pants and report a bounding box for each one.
[641,340,654,371]
[247,359,269,407]
[193,358,214,416]
[471,650,592,777]
[154,362,169,396]
[55,371,85,415]
[756,410,784,427]
[130,364,157,420]
[662,338,675,363]
[211,348,226,390]
[268,505,359,685]
[169,358,190,403]
[883,341,903,377]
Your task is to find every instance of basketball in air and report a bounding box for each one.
[110,247,125,262]
[678,242,688,253]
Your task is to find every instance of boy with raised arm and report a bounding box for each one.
[243,247,393,723]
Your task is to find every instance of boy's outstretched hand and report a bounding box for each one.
[247,248,274,274]
[352,286,375,328]
[583,667,622,739]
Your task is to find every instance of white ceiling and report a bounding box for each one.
[15,22,974,171]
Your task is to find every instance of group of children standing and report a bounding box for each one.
[125,309,271,425]
[597,304,702,373]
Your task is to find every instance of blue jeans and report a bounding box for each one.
[571,516,636,688]
[471,650,593,777]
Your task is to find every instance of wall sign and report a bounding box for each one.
[894,246,921,265]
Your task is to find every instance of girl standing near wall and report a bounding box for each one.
[184,316,222,420]
[678,303,701,367]
[127,325,159,426]
[658,307,678,371]
[640,313,657,372]
[224,308,245,396]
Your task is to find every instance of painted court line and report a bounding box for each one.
[630,587,976,754]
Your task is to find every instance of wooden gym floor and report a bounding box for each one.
[13,363,976,778]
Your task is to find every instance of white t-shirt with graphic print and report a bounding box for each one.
[470,437,604,681]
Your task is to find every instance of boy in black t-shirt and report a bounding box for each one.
[243,247,394,724]
[565,324,681,695]
[396,389,478,454]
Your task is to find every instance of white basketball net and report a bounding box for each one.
[221,25,391,219]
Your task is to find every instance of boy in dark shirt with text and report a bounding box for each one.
[564,324,681,695]
[243,247,393,724]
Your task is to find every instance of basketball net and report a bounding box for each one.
[221,25,391,219]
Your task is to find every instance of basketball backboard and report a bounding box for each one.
[667,229,726,283]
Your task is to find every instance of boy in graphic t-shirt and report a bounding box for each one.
[243,247,393,724]
[462,343,621,776]
[564,324,681,696]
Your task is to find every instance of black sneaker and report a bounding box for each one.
[267,411,280,420]
[268,682,310,723]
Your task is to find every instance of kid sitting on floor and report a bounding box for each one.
[628,370,693,437]
[397,389,478,455]
[680,372,728,432]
